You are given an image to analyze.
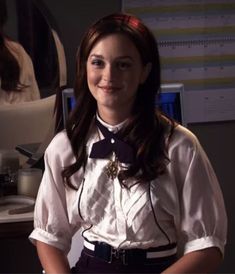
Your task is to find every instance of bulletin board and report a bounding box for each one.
[122,0,235,123]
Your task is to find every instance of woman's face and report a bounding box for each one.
[86,33,149,123]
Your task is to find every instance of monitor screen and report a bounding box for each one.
[62,88,76,127]
[157,83,185,125]
[62,83,185,127]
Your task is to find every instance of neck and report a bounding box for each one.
[97,107,130,126]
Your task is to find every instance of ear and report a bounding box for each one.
[140,62,152,84]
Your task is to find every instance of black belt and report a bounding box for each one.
[83,238,177,265]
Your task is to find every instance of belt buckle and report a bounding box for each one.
[95,243,112,263]
[94,242,128,265]
[110,248,127,265]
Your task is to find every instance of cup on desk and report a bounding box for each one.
[17,168,42,198]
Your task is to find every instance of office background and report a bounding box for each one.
[1,0,234,273]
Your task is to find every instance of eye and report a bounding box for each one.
[90,58,104,68]
[117,61,132,70]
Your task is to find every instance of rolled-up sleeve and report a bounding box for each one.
[174,130,227,256]
[29,136,81,254]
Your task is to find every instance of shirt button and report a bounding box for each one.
[111,138,115,144]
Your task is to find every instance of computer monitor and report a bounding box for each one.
[158,83,185,126]
[62,88,76,127]
[62,83,185,127]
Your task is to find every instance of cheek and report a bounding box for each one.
[124,72,142,90]
[87,70,100,86]
[127,69,142,82]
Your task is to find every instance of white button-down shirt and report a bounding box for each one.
[29,119,227,256]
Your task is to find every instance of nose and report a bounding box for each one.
[103,64,115,82]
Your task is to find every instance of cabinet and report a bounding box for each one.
[0,221,42,273]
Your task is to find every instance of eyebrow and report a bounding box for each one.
[89,54,134,61]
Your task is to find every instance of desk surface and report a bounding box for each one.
[0,195,34,224]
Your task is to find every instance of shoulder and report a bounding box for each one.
[45,130,75,165]
[5,39,27,55]
[172,124,199,146]
[47,130,70,148]
[168,124,203,159]
[159,114,199,152]
[5,39,32,64]
[46,130,71,153]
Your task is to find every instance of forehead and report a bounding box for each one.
[88,33,141,59]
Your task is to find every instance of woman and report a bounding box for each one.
[29,13,227,273]
[0,0,40,104]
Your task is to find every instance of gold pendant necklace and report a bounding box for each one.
[105,152,119,180]
[96,128,119,180]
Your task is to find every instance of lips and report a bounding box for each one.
[98,85,121,92]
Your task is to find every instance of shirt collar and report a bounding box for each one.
[96,114,127,134]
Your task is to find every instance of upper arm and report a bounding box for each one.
[29,134,82,254]
[170,128,227,257]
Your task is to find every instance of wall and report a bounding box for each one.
[46,0,122,86]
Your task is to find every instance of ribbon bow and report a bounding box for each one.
[89,119,134,164]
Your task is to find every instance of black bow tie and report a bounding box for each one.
[89,119,135,164]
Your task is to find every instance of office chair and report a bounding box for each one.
[0,95,56,152]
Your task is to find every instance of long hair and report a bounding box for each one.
[0,0,24,92]
[63,13,175,188]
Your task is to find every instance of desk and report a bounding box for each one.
[0,150,43,272]
[0,220,32,237]
[0,208,42,273]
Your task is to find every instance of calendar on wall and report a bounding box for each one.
[122,0,235,123]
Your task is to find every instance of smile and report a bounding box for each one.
[98,86,121,92]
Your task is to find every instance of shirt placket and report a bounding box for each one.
[113,177,127,247]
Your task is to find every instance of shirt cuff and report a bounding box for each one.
[29,227,70,254]
[184,236,225,257]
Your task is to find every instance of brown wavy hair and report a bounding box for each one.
[62,13,175,189]
[0,0,25,92]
